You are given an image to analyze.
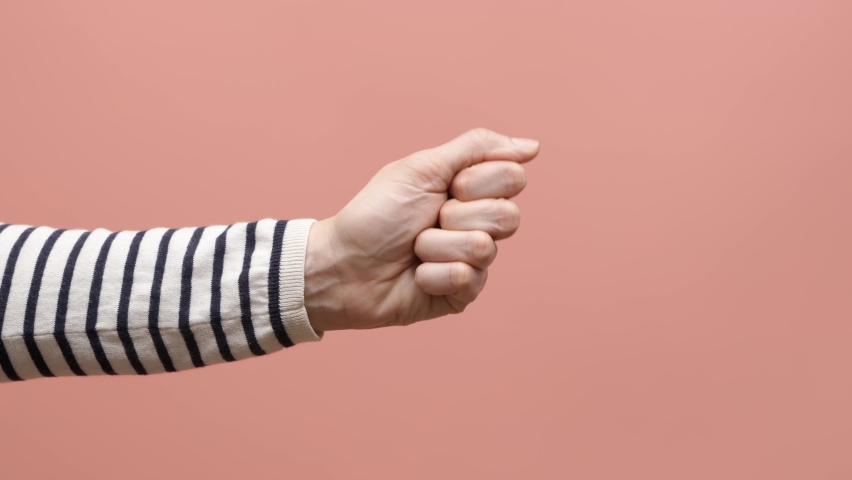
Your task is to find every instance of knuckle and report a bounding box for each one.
[414,265,428,287]
[464,127,498,149]
[450,263,472,289]
[495,200,521,234]
[438,201,454,227]
[473,269,489,297]
[438,209,448,228]
[453,174,472,199]
[413,231,427,256]
[504,163,527,194]
[469,127,492,141]
[468,231,495,264]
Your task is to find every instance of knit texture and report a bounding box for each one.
[0,218,320,382]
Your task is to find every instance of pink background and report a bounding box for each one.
[1,1,851,478]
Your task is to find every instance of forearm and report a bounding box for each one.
[0,218,321,382]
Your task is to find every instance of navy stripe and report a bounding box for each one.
[0,227,35,381]
[149,229,176,372]
[178,228,205,368]
[55,232,90,376]
[23,229,65,377]
[86,232,118,375]
[268,221,294,348]
[239,222,265,356]
[117,231,147,375]
[210,226,235,362]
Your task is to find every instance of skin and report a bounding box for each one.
[303,128,540,333]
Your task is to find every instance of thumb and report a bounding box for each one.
[409,128,540,188]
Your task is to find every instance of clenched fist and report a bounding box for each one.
[304,128,540,332]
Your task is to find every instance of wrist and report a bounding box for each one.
[304,217,346,333]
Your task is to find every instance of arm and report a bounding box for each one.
[0,128,540,382]
[0,219,320,381]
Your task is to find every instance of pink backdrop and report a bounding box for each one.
[1,1,851,478]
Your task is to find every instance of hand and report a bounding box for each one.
[304,128,540,332]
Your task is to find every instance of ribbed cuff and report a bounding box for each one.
[279,219,323,344]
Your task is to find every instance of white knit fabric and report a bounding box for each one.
[279,219,323,343]
[0,218,321,382]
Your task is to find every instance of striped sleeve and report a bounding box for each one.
[0,219,321,382]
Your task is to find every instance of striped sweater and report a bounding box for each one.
[0,218,321,382]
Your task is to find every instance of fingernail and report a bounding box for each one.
[511,137,539,149]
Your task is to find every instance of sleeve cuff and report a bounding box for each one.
[279,218,323,344]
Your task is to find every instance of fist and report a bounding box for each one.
[303,128,540,332]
